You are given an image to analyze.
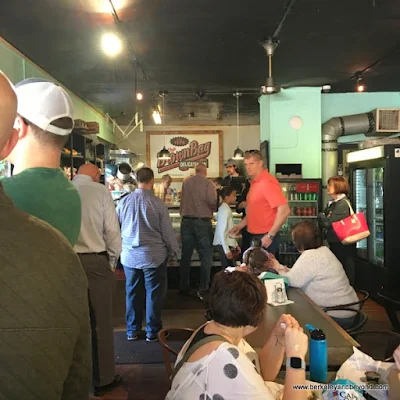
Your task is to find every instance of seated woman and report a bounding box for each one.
[166,271,308,400]
[268,220,359,329]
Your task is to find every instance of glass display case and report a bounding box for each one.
[167,204,242,264]
[348,145,400,297]
[278,179,322,267]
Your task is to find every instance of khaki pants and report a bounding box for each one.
[78,253,116,387]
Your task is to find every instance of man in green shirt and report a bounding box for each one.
[0,71,91,399]
[1,78,81,245]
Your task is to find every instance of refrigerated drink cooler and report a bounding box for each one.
[348,144,400,299]
[278,179,322,267]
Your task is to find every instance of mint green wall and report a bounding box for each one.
[259,87,322,178]
[322,92,400,123]
[0,40,115,143]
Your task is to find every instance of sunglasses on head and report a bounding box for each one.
[245,149,261,155]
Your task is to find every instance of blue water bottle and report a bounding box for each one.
[306,324,327,383]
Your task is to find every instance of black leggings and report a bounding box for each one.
[329,242,356,287]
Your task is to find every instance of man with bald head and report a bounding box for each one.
[180,163,217,294]
[0,71,91,398]
[73,163,122,396]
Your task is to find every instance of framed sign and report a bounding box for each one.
[146,130,223,181]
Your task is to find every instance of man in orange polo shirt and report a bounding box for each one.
[230,150,290,254]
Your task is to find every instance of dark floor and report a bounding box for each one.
[92,276,393,400]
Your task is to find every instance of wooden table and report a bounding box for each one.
[246,288,360,371]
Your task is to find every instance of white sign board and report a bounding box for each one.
[147,131,223,181]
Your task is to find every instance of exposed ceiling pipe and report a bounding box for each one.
[271,0,297,40]
[108,0,148,81]
[321,112,375,205]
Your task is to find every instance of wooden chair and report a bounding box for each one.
[158,328,195,380]
[351,330,400,361]
[323,290,370,333]
[377,291,400,333]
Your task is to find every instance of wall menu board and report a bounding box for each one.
[146,130,223,181]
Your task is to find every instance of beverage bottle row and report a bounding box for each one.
[288,192,318,201]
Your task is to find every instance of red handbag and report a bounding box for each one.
[332,199,370,245]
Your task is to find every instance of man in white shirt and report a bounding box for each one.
[73,163,122,397]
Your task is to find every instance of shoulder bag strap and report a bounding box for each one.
[343,198,355,216]
[171,334,230,381]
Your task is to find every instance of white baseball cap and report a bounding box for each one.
[15,78,74,136]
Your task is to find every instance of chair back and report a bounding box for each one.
[158,328,195,380]
[351,330,400,361]
[377,291,400,333]
[355,289,369,309]
[323,290,370,312]
[325,308,368,334]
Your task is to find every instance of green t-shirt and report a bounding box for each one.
[1,168,81,245]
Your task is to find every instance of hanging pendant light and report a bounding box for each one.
[232,91,244,160]
[157,93,171,160]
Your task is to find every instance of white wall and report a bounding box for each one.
[115,124,261,165]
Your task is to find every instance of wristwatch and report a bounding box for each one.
[266,233,275,240]
[286,357,306,370]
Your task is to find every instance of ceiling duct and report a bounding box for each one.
[179,101,222,121]
[321,108,400,205]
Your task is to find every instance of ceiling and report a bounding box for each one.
[1,0,400,125]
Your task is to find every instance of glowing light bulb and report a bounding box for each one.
[102,33,122,57]
[136,92,144,101]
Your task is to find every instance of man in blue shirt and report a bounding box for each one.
[117,167,179,342]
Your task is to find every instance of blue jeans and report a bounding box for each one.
[123,259,168,338]
[180,218,213,291]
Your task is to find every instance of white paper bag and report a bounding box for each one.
[336,347,395,400]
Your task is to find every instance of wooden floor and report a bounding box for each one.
[91,284,393,400]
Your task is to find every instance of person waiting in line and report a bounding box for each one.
[230,150,290,257]
[179,163,217,295]
[117,167,179,342]
[0,71,91,399]
[1,78,81,245]
[318,175,356,286]
[166,271,308,400]
[213,186,241,269]
[269,220,359,329]
[73,163,122,396]
[222,158,245,195]
[235,174,252,255]
[154,173,173,201]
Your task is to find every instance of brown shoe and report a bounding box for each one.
[94,375,122,396]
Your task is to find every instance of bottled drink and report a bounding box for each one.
[306,325,327,383]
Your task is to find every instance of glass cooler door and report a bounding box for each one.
[352,169,368,260]
[369,167,384,267]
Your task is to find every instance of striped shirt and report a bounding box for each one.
[116,188,179,269]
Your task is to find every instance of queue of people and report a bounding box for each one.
[0,68,393,400]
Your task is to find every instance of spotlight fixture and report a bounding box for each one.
[356,74,365,92]
[152,109,162,125]
[261,38,281,95]
[136,92,144,101]
[321,85,331,93]
[101,32,122,57]
[354,71,366,92]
